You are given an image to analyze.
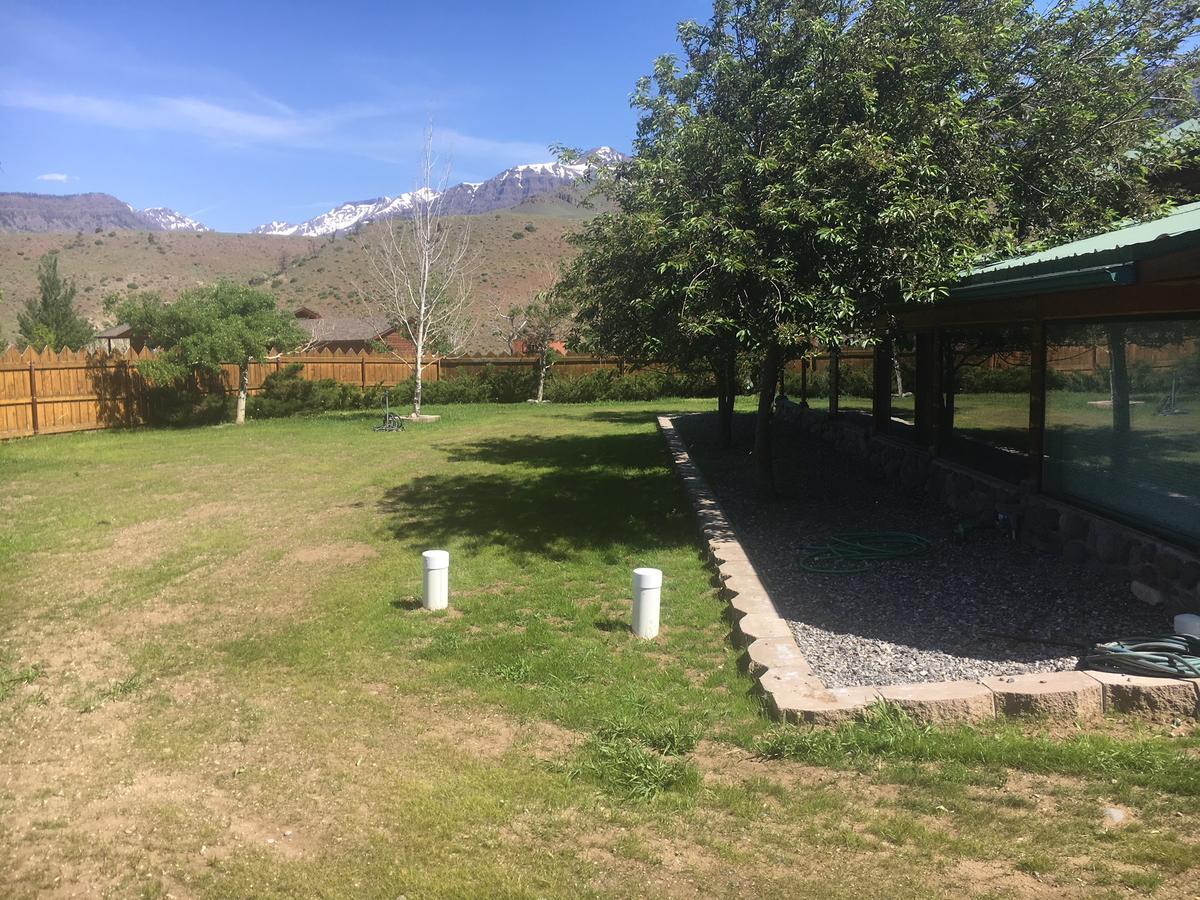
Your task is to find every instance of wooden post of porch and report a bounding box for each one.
[914,331,943,454]
[1028,320,1047,486]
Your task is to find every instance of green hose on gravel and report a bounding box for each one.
[800,532,932,574]
[1080,635,1200,678]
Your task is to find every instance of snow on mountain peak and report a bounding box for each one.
[140,207,211,232]
[250,145,627,236]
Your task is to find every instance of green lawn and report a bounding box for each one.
[1,402,1198,898]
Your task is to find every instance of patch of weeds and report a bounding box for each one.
[1120,870,1164,893]
[755,703,1200,795]
[0,662,44,701]
[571,735,699,801]
[596,715,700,756]
[79,673,145,713]
[1015,853,1056,876]
[866,814,949,851]
[480,658,534,684]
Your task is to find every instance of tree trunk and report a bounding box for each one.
[894,357,904,397]
[536,355,548,402]
[828,344,840,415]
[799,358,809,408]
[235,363,249,425]
[941,343,957,435]
[413,342,424,417]
[753,345,783,496]
[716,350,736,449]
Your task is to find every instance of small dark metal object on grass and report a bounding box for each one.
[799,532,931,574]
[374,390,406,432]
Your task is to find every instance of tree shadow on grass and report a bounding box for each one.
[378,431,692,561]
[578,410,671,426]
[442,432,668,471]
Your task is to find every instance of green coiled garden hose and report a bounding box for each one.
[1080,635,1200,678]
[799,532,932,574]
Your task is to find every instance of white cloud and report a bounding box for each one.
[36,172,73,182]
[1,86,549,167]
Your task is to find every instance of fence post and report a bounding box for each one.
[361,354,367,389]
[28,360,39,435]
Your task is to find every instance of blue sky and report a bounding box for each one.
[2,0,710,232]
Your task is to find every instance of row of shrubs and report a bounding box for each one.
[782,367,875,398]
[146,363,722,424]
[254,365,718,417]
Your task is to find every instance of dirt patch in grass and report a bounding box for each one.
[285,542,378,567]
[950,859,1059,898]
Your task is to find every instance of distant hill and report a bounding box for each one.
[0,209,583,351]
[0,192,210,234]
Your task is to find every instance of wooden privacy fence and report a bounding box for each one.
[7,339,1174,439]
[0,346,620,439]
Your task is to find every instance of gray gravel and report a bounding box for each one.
[676,412,1171,688]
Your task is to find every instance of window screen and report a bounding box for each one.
[1044,319,1200,542]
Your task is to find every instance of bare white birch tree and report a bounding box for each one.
[357,128,474,416]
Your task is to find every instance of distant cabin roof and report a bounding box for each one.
[296,317,394,342]
[950,201,1200,301]
[293,306,322,319]
[95,323,133,339]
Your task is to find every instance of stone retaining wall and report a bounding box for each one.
[776,402,1200,616]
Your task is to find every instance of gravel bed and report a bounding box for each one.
[676,412,1171,688]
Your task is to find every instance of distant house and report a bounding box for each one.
[93,323,141,353]
[512,338,569,355]
[92,308,414,356]
[293,308,414,354]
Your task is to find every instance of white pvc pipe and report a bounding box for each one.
[631,567,662,639]
[422,550,450,610]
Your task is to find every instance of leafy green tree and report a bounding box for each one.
[520,289,575,403]
[572,0,1198,492]
[109,283,305,425]
[17,253,94,351]
[561,208,743,446]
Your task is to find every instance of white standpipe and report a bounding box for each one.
[422,550,450,610]
[631,567,662,639]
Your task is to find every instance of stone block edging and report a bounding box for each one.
[657,414,1200,727]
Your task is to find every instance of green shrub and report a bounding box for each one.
[144,383,232,427]
[544,369,716,402]
[957,365,1030,393]
[249,363,379,419]
[783,365,873,398]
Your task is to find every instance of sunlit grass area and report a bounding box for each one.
[1,401,1197,897]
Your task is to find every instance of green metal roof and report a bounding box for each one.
[951,201,1200,301]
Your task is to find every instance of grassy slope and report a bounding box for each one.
[0,208,581,350]
[0,403,1197,898]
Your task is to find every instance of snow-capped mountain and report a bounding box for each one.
[138,206,211,232]
[253,147,627,237]
[138,205,211,230]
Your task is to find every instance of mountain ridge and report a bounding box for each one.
[252,146,626,238]
[0,192,210,234]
